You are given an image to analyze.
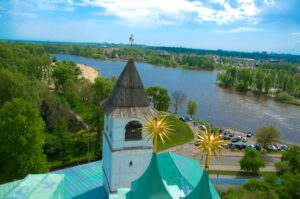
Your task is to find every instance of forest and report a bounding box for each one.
[217,66,300,105]
[0,41,116,183]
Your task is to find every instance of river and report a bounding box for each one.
[55,54,300,144]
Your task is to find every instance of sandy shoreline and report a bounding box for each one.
[77,63,100,83]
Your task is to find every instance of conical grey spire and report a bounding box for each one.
[102,58,150,112]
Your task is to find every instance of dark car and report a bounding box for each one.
[224,130,229,135]
[227,143,235,149]
[193,121,199,126]
[235,144,242,150]
[255,144,261,151]
[223,136,231,140]
[231,137,239,143]
[179,117,185,122]
[247,131,254,137]
[229,132,235,137]
[199,125,206,131]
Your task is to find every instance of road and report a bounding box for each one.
[162,121,281,172]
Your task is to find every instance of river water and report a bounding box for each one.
[55,54,300,144]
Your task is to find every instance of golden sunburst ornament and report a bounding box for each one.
[194,126,227,171]
[144,114,173,153]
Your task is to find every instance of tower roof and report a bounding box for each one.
[101,58,150,114]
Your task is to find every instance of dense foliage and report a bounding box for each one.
[222,146,300,199]
[14,42,218,70]
[186,99,198,118]
[0,99,48,183]
[217,66,300,105]
[146,86,171,111]
[255,126,281,149]
[239,149,265,174]
[0,42,115,183]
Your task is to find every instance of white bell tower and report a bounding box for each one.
[101,58,156,193]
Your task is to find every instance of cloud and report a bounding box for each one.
[292,32,300,36]
[213,27,266,34]
[10,0,75,15]
[264,0,275,6]
[79,0,274,26]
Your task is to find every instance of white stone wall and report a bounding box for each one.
[110,149,152,191]
[102,113,153,193]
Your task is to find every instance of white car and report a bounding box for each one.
[242,137,247,142]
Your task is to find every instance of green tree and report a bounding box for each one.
[0,69,39,108]
[281,146,300,173]
[146,86,171,111]
[279,172,300,199]
[52,61,81,94]
[239,149,265,174]
[186,99,198,118]
[171,90,186,114]
[255,126,281,149]
[92,77,115,103]
[55,118,72,166]
[0,99,48,183]
[75,130,97,155]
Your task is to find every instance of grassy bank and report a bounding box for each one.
[275,92,300,106]
[157,115,194,152]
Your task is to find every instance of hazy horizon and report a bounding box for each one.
[1,0,300,54]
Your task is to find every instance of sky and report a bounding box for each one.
[0,0,300,54]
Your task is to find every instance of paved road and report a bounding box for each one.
[162,122,281,172]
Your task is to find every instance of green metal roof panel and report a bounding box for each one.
[1,174,65,199]
[127,153,173,199]
[28,174,65,199]
[0,180,22,198]
[157,153,194,195]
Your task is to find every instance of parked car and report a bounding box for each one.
[224,130,229,136]
[247,131,254,137]
[279,145,288,151]
[229,132,235,137]
[185,116,193,121]
[199,125,206,131]
[242,137,248,142]
[268,145,278,151]
[237,136,242,140]
[231,137,239,143]
[193,121,199,126]
[227,143,235,149]
[179,117,185,122]
[223,136,231,140]
[254,144,261,151]
[234,144,242,150]
[248,145,256,149]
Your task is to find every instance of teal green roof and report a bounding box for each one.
[184,172,214,199]
[116,152,220,199]
[0,174,65,199]
[126,154,173,199]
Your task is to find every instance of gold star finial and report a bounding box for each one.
[194,126,227,171]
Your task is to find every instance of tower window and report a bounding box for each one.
[125,120,142,141]
[129,161,133,167]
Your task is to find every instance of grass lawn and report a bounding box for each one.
[157,115,194,152]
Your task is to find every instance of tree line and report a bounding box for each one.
[217,66,300,105]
